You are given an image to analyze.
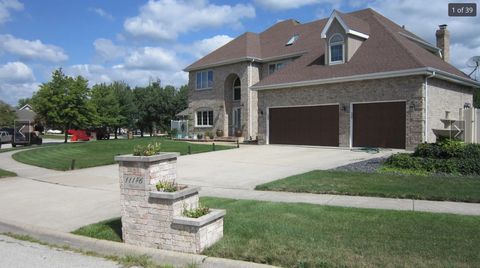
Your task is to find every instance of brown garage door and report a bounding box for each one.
[353,102,406,149]
[269,105,339,146]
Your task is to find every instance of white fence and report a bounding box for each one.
[170,120,189,138]
[463,108,480,143]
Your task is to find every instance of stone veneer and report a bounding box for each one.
[115,153,225,254]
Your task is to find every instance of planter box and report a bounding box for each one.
[115,153,225,254]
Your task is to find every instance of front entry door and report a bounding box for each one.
[229,107,241,135]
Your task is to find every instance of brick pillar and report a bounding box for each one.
[115,153,225,253]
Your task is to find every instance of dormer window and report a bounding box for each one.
[329,34,344,64]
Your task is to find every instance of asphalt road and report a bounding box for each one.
[0,234,120,268]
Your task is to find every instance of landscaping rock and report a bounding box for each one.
[333,157,387,173]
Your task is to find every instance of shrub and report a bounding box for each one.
[183,204,210,218]
[205,131,214,139]
[169,128,178,139]
[461,144,480,159]
[133,142,161,156]
[155,180,177,192]
[413,140,465,159]
[385,153,422,170]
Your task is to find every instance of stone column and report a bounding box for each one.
[115,153,225,254]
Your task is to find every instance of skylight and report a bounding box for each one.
[286,35,299,46]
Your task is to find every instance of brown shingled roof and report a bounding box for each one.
[185,8,476,87]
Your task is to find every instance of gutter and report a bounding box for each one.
[251,67,480,91]
[183,51,307,72]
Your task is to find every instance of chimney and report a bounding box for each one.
[436,24,449,62]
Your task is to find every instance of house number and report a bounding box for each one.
[125,176,144,184]
[124,176,146,189]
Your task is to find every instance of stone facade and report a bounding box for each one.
[257,76,426,150]
[115,153,225,254]
[186,62,260,139]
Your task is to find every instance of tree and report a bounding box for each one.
[90,83,121,132]
[0,100,16,127]
[32,69,94,143]
[112,81,137,139]
[17,98,32,109]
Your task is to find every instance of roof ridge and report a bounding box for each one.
[369,11,424,68]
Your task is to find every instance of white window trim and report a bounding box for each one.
[195,109,214,127]
[233,78,241,101]
[195,70,213,90]
[329,34,345,65]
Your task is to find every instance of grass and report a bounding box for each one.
[72,218,122,242]
[0,168,16,178]
[255,170,480,203]
[73,197,480,268]
[12,137,234,171]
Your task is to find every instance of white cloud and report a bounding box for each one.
[124,47,179,70]
[188,35,234,58]
[64,64,188,89]
[0,0,23,24]
[370,0,480,72]
[93,38,126,62]
[0,61,35,83]
[124,0,255,40]
[0,82,39,106]
[255,0,336,10]
[0,34,68,62]
[0,61,38,105]
[89,7,114,20]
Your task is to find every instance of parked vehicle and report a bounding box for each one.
[95,127,110,140]
[12,120,43,147]
[0,131,12,148]
[12,132,42,147]
[46,129,62,134]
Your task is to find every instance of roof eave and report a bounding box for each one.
[183,51,308,72]
[251,67,480,91]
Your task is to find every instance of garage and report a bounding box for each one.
[268,105,339,146]
[352,101,406,149]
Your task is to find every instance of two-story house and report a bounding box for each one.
[183,8,480,150]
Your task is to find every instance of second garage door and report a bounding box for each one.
[269,105,339,146]
[352,101,406,149]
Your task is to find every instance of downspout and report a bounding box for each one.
[248,59,254,139]
[424,71,436,143]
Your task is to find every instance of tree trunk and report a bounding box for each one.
[64,127,68,143]
[114,127,118,139]
[140,129,144,137]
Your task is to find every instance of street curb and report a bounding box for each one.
[0,218,276,268]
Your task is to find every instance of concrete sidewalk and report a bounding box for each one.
[200,187,480,216]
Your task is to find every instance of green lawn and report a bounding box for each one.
[0,168,16,178]
[73,197,480,268]
[255,170,480,203]
[12,137,234,171]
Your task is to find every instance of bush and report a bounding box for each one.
[413,140,465,159]
[183,204,210,218]
[133,142,161,156]
[155,180,178,192]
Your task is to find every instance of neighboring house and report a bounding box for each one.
[183,8,480,150]
[16,104,36,122]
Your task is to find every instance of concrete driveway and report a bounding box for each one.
[0,144,395,231]
[177,145,394,189]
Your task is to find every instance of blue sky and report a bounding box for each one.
[0,0,479,105]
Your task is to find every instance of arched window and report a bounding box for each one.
[329,33,344,64]
[233,77,241,101]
